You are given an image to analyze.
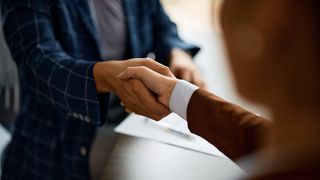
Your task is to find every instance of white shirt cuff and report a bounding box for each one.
[169,80,199,120]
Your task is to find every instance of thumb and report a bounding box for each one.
[118,67,142,80]
[158,95,170,107]
[118,70,130,80]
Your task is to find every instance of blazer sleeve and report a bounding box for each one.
[151,0,200,66]
[187,89,271,160]
[1,0,106,125]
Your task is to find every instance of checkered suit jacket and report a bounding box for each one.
[0,0,199,179]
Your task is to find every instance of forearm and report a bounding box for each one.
[187,89,271,160]
[1,3,107,125]
[21,46,106,125]
[168,81,271,160]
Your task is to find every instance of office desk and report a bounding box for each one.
[100,134,245,180]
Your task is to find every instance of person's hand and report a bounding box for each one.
[93,58,172,120]
[169,48,206,88]
[116,79,170,120]
[118,66,179,109]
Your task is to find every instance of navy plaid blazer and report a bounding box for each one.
[0,0,199,179]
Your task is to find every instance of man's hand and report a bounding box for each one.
[93,58,172,120]
[169,48,206,88]
[118,66,179,108]
[94,58,172,93]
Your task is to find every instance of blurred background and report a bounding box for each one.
[161,0,268,115]
[0,0,268,175]
[161,0,215,32]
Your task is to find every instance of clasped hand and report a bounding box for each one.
[118,62,180,120]
[94,58,178,120]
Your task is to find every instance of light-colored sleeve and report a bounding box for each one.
[169,80,199,120]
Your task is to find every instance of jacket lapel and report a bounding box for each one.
[122,0,140,57]
[74,0,101,55]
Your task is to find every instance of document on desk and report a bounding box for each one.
[115,113,227,158]
[0,125,11,158]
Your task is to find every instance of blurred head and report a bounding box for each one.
[220,0,319,111]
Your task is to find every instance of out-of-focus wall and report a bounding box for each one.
[161,0,215,32]
[161,0,270,117]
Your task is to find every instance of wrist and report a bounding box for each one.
[168,80,199,120]
[163,77,179,107]
[93,62,113,93]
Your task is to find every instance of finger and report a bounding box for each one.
[196,79,206,89]
[126,96,169,121]
[170,67,182,79]
[118,67,143,80]
[130,79,170,115]
[192,73,206,88]
[134,108,169,121]
[137,83,170,116]
[127,58,174,77]
[150,102,170,117]
[148,112,168,121]
[120,101,125,107]
[180,69,192,82]
[197,81,207,89]
[119,67,167,95]
[143,59,174,77]
[125,108,133,113]
[119,79,171,120]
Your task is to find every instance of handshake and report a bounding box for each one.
[94,57,203,120]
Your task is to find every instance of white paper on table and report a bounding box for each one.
[115,113,227,158]
[0,124,11,171]
[0,125,10,150]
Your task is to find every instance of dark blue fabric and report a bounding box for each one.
[0,0,200,179]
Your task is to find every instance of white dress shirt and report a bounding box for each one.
[169,80,199,120]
